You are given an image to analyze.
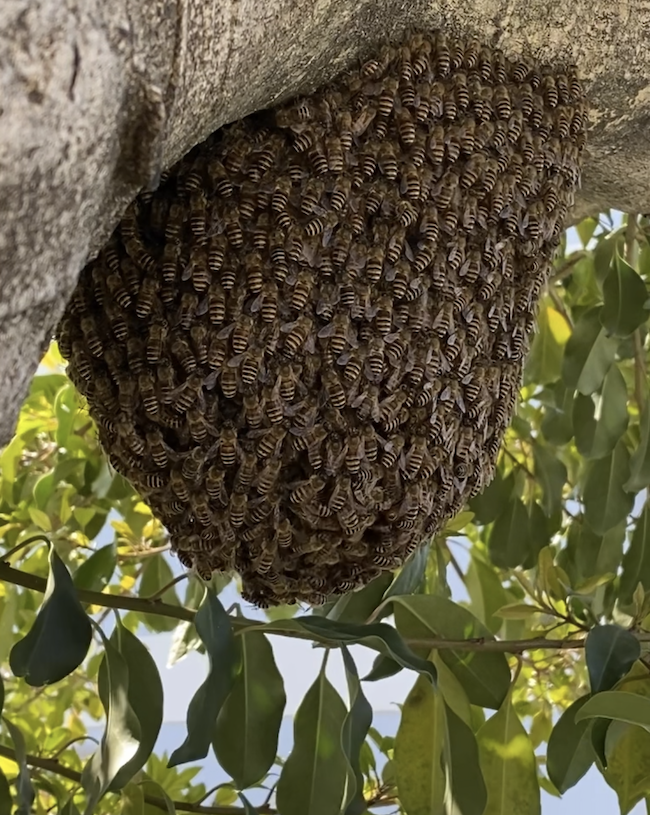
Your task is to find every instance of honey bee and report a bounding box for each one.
[250,281,278,324]
[191,494,213,527]
[205,466,228,507]
[228,492,248,528]
[274,518,293,549]
[170,468,191,500]
[105,273,131,310]
[146,319,168,364]
[375,296,393,336]
[381,434,405,467]
[290,475,326,505]
[207,336,228,372]
[134,276,159,319]
[254,425,287,459]
[281,316,313,358]
[171,337,197,373]
[242,392,264,428]
[220,368,238,399]
[171,372,204,414]
[144,429,169,468]
[80,317,103,358]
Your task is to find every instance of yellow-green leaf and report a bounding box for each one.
[394,674,445,815]
[477,695,540,815]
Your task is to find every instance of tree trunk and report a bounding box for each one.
[0,0,647,445]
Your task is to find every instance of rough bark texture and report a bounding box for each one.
[0,0,648,445]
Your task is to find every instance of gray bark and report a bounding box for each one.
[0,0,648,445]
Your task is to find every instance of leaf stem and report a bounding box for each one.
[0,534,51,564]
[143,572,188,601]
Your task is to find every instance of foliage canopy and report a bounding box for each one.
[2,212,650,814]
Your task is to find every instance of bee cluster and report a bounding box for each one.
[56,31,586,606]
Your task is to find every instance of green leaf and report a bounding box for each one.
[104,623,164,790]
[295,617,437,684]
[363,654,402,682]
[620,508,650,605]
[444,704,487,815]
[626,400,650,492]
[2,718,34,815]
[465,555,508,634]
[74,544,117,592]
[324,573,393,624]
[236,792,258,815]
[525,303,571,385]
[488,497,531,569]
[602,254,649,337]
[394,674,445,815]
[546,695,595,792]
[213,631,286,789]
[10,545,92,685]
[566,517,625,583]
[477,693,540,815]
[381,543,431,607]
[577,217,599,247]
[276,657,350,815]
[392,595,510,709]
[167,579,206,667]
[169,592,238,767]
[59,797,81,815]
[604,719,650,815]
[533,443,567,517]
[586,625,641,693]
[573,366,629,459]
[577,691,650,731]
[121,782,145,815]
[139,556,182,633]
[82,627,142,814]
[583,442,634,535]
[469,469,514,525]
[341,647,373,815]
[562,306,619,395]
[140,779,176,815]
[594,230,620,285]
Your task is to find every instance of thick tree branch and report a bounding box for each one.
[4,561,650,653]
[0,744,274,815]
[3,0,650,444]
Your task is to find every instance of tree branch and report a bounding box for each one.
[0,744,274,815]
[4,560,650,653]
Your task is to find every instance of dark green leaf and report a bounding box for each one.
[541,382,574,445]
[363,654,402,682]
[169,592,238,767]
[586,625,641,693]
[105,623,164,790]
[469,469,514,525]
[488,497,531,569]
[620,507,650,605]
[533,443,567,517]
[567,517,625,583]
[213,631,286,789]
[82,628,142,814]
[591,716,611,768]
[444,704,487,815]
[139,556,182,633]
[602,255,649,337]
[562,306,619,394]
[341,647,373,815]
[546,695,595,792]
[525,502,551,569]
[296,617,437,684]
[394,674,445,815]
[74,544,117,593]
[476,694,540,815]
[2,718,34,815]
[276,658,350,815]
[583,443,634,535]
[324,572,393,624]
[626,400,650,492]
[593,230,620,285]
[10,546,92,685]
[576,691,650,731]
[237,792,258,815]
[392,595,510,709]
[573,366,629,459]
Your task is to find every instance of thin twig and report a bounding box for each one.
[118,544,171,560]
[143,572,188,601]
[549,251,588,284]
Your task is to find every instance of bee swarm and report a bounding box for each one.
[57,31,586,606]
